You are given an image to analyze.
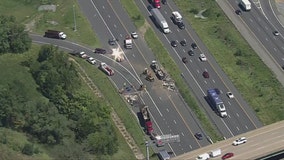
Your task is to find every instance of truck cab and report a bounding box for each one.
[153,0,161,9]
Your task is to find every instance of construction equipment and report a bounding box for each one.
[144,68,155,82]
[151,61,165,80]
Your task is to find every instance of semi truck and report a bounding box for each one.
[124,35,133,49]
[44,30,67,39]
[240,0,251,11]
[207,89,227,118]
[151,8,170,34]
[140,105,153,135]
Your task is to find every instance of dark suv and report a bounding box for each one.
[94,48,106,54]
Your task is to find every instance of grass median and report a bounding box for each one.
[120,0,222,141]
[173,0,284,124]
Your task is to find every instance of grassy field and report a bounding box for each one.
[173,0,284,124]
[120,0,145,27]
[0,0,98,47]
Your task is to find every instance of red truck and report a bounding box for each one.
[140,105,153,134]
[153,0,161,9]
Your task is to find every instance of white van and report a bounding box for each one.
[196,153,210,160]
[172,11,182,24]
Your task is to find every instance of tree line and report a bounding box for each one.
[0,45,118,159]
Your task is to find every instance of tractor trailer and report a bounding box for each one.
[140,105,153,135]
[151,8,170,34]
[207,89,227,118]
[44,30,67,39]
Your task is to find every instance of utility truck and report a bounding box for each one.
[209,149,221,158]
[124,35,133,49]
[151,8,170,34]
[207,89,227,118]
[44,30,67,39]
[240,0,251,11]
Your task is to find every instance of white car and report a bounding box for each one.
[79,51,88,58]
[226,92,234,99]
[87,57,96,65]
[233,137,247,146]
[199,54,207,61]
[131,32,138,39]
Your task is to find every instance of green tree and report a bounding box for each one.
[85,121,118,155]
[0,15,31,54]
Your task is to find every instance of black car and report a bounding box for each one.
[202,71,209,78]
[235,9,242,15]
[188,49,194,56]
[182,57,188,63]
[180,40,186,46]
[191,42,197,49]
[171,40,178,47]
[282,65,284,70]
[195,132,203,140]
[273,31,280,36]
[108,38,116,46]
[94,48,106,54]
[178,22,185,29]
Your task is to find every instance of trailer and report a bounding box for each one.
[151,8,170,34]
[140,105,153,134]
[207,89,227,118]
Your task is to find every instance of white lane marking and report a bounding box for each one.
[212,79,215,83]
[166,108,169,112]
[228,101,231,105]
[236,113,239,117]
[236,126,239,131]
[181,132,184,136]
[245,125,248,129]
[173,120,177,124]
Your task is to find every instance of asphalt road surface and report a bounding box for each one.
[76,0,214,156]
[173,120,284,160]
[134,0,262,138]
[219,0,284,87]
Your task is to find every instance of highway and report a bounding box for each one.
[221,0,284,86]
[30,0,265,157]
[135,0,262,138]
[77,0,213,156]
[172,120,284,160]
